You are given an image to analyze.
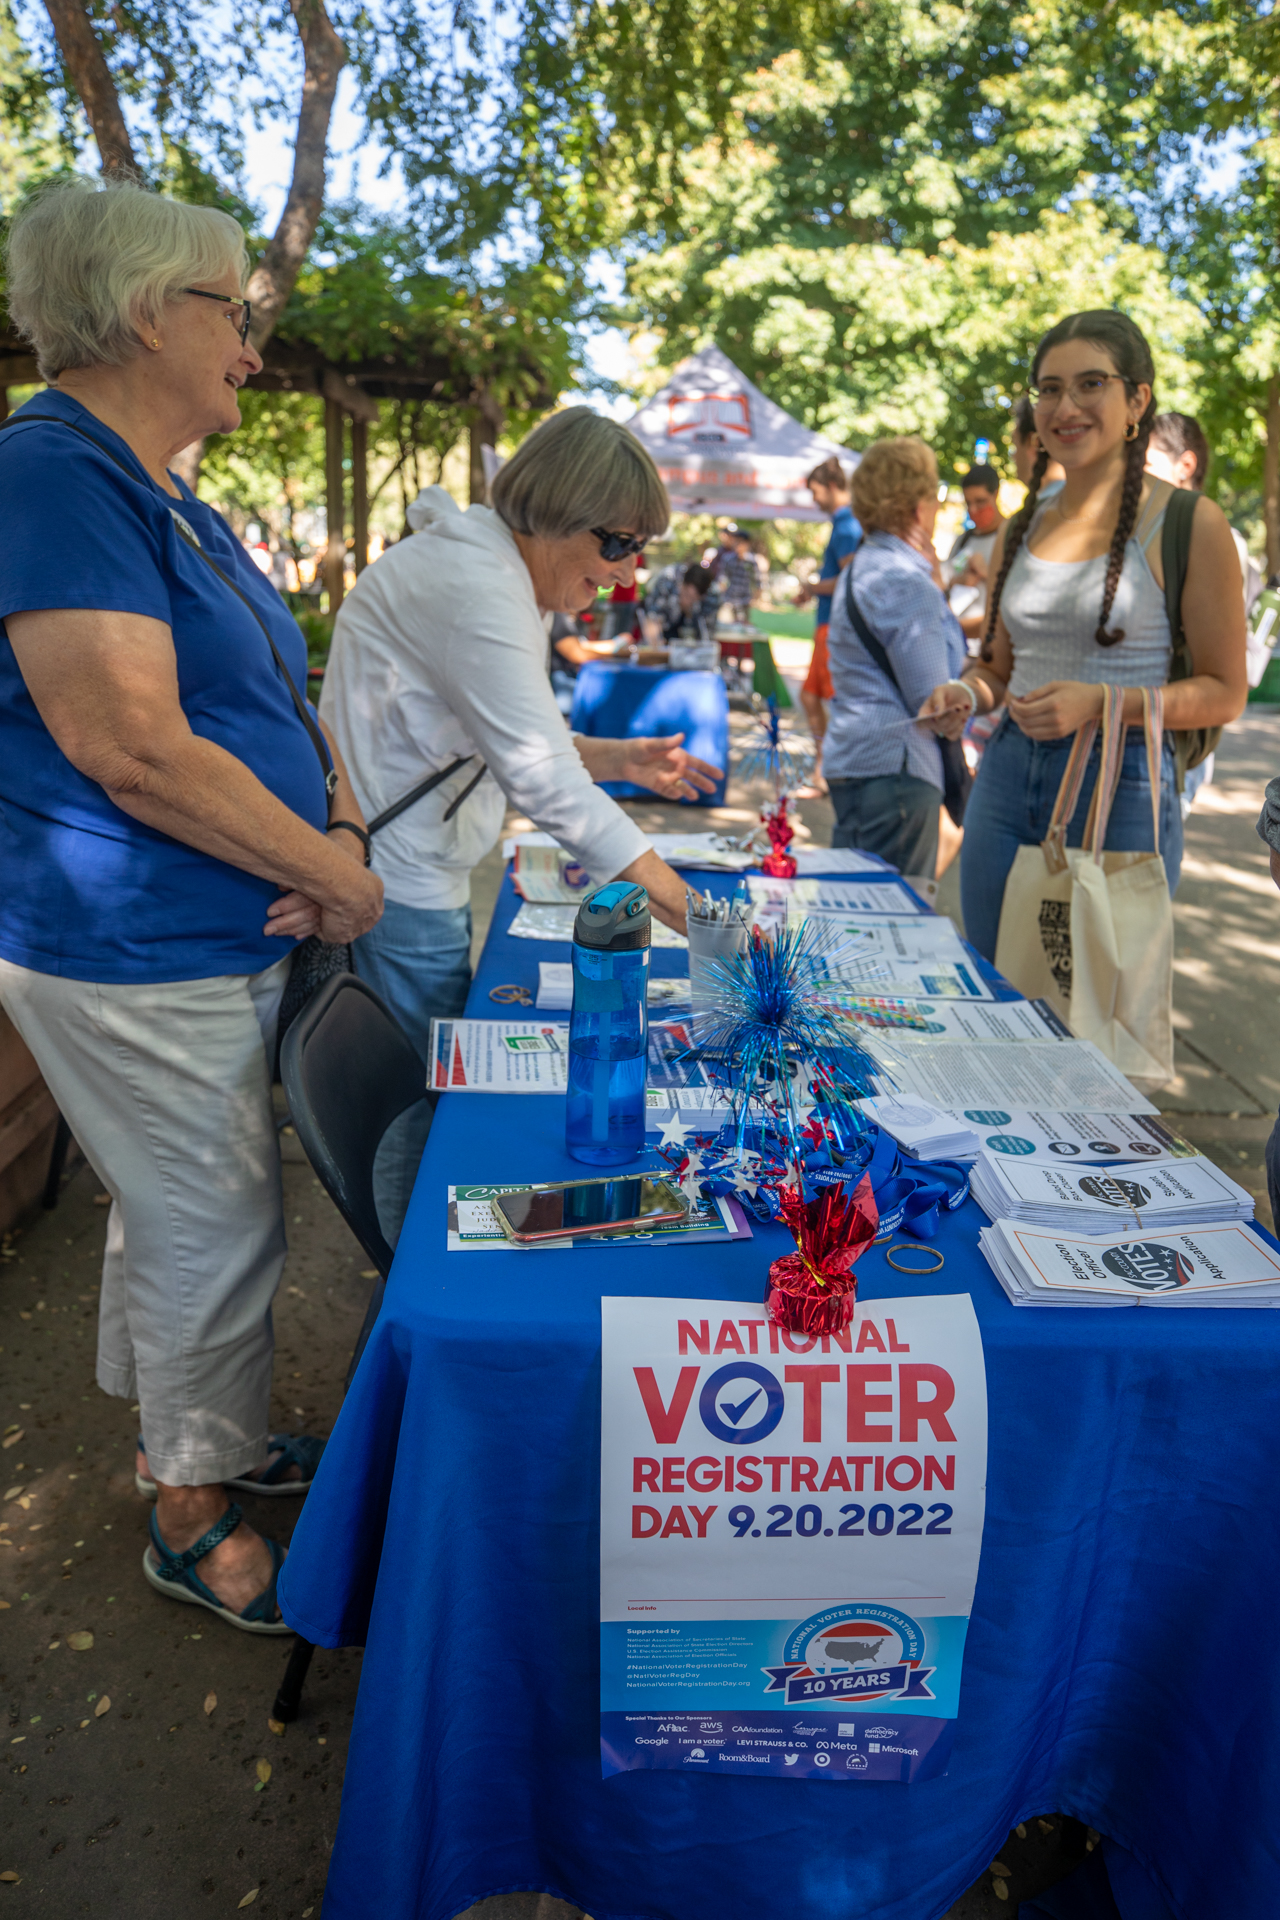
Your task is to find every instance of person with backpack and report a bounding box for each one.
[918,311,1247,962]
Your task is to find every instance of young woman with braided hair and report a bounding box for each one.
[918,310,1247,960]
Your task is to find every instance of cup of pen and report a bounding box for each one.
[686,890,751,1015]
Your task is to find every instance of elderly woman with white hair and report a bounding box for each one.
[0,178,384,1630]
[320,406,720,1104]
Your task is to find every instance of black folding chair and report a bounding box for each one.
[272,971,429,1722]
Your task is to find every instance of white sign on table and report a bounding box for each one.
[600,1293,988,1783]
[429,1019,569,1092]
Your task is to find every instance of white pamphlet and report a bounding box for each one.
[953,1107,1192,1164]
[826,997,1067,1042]
[863,1038,1156,1115]
[747,877,926,916]
[509,902,688,949]
[429,1018,570,1092]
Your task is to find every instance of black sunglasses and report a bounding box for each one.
[591,527,646,561]
[180,286,252,345]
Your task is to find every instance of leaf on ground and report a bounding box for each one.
[990,1861,1011,1877]
[256,1758,271,1785]
[0,1871,20,1883]
[1037,1819,1055,1833]
[359,1269,377,1279]
[3,1487,21,1501]
[993,1880,1009,1902]
[94,1696,111,1718]
[203,1692,217,1715]
[67,1631,94,1651]
[267,1717,285,1736]
[93,1193,111,1206]
[0,1601,9,1611]
[1,1431,23,1450]
[1015,1824,1027,1839]
[238,1890,259,1908]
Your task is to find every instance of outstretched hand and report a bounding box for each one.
[916,683,973,741]
[616,733,723,800]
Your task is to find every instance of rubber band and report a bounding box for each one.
[885,1244,945,1274]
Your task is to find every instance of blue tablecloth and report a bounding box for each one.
[569,662,729,805]
[279,873,1280,1920]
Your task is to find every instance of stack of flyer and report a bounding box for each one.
[971,1152,1255,1232]
[979,1219,1280,1307]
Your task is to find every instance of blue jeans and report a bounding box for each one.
[960,716,1183,963]
[352,898,473,1246]
[828,771,940,879]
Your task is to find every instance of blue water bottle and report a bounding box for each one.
[566,882,651,1165]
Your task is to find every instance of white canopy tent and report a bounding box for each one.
[621,344,858,522]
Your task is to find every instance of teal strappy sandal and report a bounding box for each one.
[226,1432,326,1497]
[135,1432,325,1500]
[142,1503,291,1635]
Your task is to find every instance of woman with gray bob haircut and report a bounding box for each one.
[0,176,384,1631]
[320,404,721,1170]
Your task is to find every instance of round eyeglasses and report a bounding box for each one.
[1030,372,1128,411]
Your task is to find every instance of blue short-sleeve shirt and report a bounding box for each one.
[0,390,330,983]
[816,504,862,627]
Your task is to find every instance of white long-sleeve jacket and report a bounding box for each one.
[318,487,648,911]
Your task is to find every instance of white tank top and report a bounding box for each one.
[1003,481,1173,698]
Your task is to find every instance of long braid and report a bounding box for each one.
[979,445,1049,664]
[1094,417,1152,647]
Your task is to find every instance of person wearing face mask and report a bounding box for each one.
[918,311,1248,962]
[319,407,721,1073]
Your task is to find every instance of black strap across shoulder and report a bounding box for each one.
[0,411,337,800]
[1160,484,1218,787]
[841,561,972,827]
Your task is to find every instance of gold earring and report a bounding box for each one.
[1124,421,1139,442]
[150,337,160,349]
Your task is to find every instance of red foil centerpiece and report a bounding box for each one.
[759,793,797,878]
[766,1175,879,1335]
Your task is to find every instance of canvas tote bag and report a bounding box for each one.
[994,684,1174,1093]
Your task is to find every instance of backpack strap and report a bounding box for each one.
[1161,486,1218,792]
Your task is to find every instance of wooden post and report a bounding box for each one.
[324,393,346,612]
[352,416,369,574]
[1266,372,1280,583]
[469,415,487,505]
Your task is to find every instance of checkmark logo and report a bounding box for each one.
[721,1387,762,1426]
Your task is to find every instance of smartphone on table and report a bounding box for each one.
[493,1176,688,1244]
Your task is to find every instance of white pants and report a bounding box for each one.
[0,955,290,1485]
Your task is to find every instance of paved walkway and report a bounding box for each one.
[2,708,1274,1915]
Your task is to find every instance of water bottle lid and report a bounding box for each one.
[573,882,651,950]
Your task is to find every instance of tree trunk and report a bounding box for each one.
[42,0,137,175]
[351,417,369,574]
[244,0,347,349]
[469,391,505,504]
[1266,372,1280,583]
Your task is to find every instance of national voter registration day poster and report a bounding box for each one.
[599,1295,988,1783]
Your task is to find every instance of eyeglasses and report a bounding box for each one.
[1030,373,1128,411]
[591,527,646,561]
[180,287,252,345]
